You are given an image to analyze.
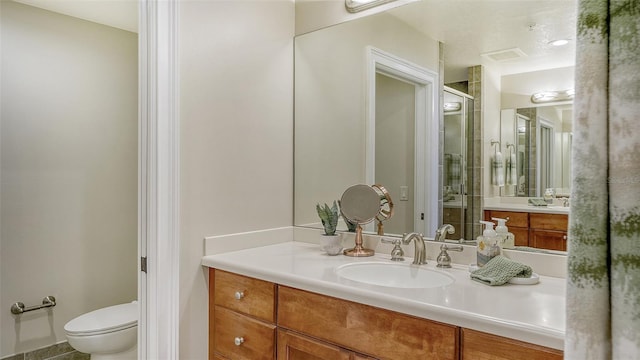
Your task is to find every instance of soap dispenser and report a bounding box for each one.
[492,217,515,249]
[477,220,501,267]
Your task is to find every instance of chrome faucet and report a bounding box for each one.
[402,232,426,265]
[435,224,455,242]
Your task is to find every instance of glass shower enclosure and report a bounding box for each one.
[442,87,479,241]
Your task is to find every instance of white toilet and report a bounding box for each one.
[64,301,137,360]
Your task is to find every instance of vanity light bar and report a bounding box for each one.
[531,89,574,104]
[444,102,462,112]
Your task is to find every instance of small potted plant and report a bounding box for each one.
[316,201,342,255]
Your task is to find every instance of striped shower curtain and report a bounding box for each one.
[565,0,640,358]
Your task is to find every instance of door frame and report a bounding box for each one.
[365,46,439,236]
[138,1,180,358]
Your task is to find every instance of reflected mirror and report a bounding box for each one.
[294,0,576,251]
[500,65,574,197]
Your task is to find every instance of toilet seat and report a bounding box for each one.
[64,302,137,337]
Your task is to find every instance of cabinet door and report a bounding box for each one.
[277,329,351,360]
[278,286,458,360]
[461,328,563,360]
[529,229,567,251]
[510,227,529,246]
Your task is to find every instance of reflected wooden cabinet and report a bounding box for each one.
[461,328,563,360]
[209,268,563,359]
[484,210,529,246]
[484,210,568,251]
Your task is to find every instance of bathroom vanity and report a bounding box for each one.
[484,205,569,251]
[203,242,565,360]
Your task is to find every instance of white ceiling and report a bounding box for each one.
[13,0,138,33]
[14,0,576,83]
[387,0,577,82]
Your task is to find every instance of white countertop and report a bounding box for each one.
[484,203,570,214]
[484,197,570,214]
[202,241,565,350]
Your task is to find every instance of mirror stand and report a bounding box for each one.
[344,224,375,257]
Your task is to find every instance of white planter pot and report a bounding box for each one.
[320,234,343,256]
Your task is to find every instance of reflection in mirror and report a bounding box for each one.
[294,0,576,255]
[442,87,478,241]
[293,11,440,237]
[501,103,573,197]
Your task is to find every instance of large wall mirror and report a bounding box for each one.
[294,0,576,248]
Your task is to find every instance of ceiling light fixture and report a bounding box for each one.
[345,0,397,13]
[549,39,570,46]
[531,89,574,104]
[443,102,462,112]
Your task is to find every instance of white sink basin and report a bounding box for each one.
[335,262,454,289]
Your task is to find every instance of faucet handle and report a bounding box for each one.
[381,237,404,261]
[436,244,463,268]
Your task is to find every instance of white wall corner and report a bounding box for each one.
[204,227,295,256]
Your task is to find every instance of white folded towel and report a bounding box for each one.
[492,151,505,186]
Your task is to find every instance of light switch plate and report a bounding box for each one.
[400,186,408,201]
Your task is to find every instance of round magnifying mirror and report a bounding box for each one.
[340,184,381,225]
[340,184,380,257]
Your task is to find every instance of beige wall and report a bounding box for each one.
[178,1,294,358]
[0,2,138,357]
[482,65,503,198]
[294,12,439,227]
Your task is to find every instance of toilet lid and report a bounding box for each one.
[65,302,137,336]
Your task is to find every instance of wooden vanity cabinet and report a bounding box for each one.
[461,328,563,360]
[209,268,563,360]
[484,210,568,250]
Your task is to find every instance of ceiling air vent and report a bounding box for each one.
[481,48,527,62]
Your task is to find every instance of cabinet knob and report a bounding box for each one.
[234,336,244,346]
[234,291,245,300]
[563,235,567,240]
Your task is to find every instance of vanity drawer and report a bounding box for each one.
[486,210,529,228]
[529,213,568,231]
[214,306,276,360]
[214,270,276,323]
[277,286,458,360]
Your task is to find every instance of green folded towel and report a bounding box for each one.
[470,255,533,286]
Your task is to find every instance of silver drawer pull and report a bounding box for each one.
[234,291,245,300]
[234,336,244,346]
